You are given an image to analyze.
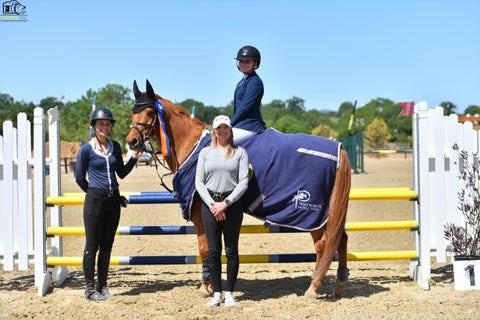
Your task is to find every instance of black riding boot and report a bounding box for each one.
[96,250,114,298]
[83,249,106,301]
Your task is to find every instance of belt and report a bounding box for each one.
[208,189,232,200]
[87,188,119,198]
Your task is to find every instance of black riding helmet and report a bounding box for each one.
[235,45,261,69]
[90,107,116,127]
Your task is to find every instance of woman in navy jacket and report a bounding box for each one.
[231,45,266,143]
[75,107,142,301]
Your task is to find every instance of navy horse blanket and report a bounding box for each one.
[172,128,341,231]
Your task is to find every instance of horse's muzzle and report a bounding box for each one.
[126,135,143,151]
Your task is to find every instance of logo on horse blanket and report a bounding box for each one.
[172,128,341,231]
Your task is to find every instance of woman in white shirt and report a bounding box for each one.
[195,115,249,307]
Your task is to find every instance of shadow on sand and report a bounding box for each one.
[1,264,449,300]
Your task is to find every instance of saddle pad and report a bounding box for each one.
[172,128,341,231]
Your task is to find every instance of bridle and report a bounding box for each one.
[130,107,158,154]
[130,104,174,193]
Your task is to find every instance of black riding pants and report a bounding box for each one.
[201,198,243,293]
[83,188,121,289]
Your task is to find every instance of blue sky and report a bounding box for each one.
[1,0,479,113]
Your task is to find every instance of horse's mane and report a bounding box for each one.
[155,94,206,128]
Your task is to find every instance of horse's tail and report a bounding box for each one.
[315,148,351,281]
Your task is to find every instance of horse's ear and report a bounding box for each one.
[146,79,156,101]
[133,80,141,99]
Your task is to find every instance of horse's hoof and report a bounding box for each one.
[332,284,346,298]
[198,285,213,298]
[303,289,318,301]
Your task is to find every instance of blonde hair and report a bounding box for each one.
[211,127,235,159]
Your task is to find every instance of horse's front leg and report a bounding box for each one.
[190,196,213,297]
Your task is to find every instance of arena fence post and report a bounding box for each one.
[46,108,69,286]
[33,107,52,296]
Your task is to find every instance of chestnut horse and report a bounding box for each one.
[126,80,351,299]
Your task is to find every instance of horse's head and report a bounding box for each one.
[127,79,207,171]
[126,79,159,152]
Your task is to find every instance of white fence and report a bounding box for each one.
[0,107,66,296]
[0,103,477,295]
[413,102,479,287]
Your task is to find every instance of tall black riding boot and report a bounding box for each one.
[97,250,114,298]
[83,249,106,301]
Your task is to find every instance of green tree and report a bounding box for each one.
[354,98,394,132]
[311,124,338,139]
[178,99,205,115]
[286,96,305,113]
[218,103,234,119]
[338,101,355,118]
[7,85,476,152]
[273,115,312,134]
[59,84,133,149]
[197,106,224,124]
[178,99,223,125]
[364,118,391,149]
[262,104,286,128]
[336,98,411,143]
[440,101,457,115]
[267,99,285,109]
[59,100,91,141]
[40,97,64,111]
[303,109,336,130]
[464,105,480,116]
[382,102,412,143]
[0,93,36,134]
[98,84,132,105]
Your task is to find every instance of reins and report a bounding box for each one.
[130,100,198,194]
[145,134,202,195]
[145,148,174,194]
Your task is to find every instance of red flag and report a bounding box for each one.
[58,95,65,101]
[398,101,415,116]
